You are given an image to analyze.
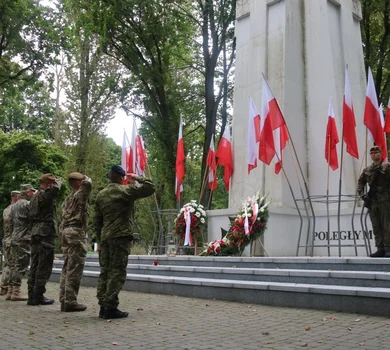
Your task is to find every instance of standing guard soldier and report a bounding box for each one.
[357,146,390,257]
[94,165,155,319]
[27,173,62,305]
[8,184,36,301]
[0,191,20,297]
[59,172,92,312]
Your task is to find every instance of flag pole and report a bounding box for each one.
[262,73,316,255]
[326,133,331,257]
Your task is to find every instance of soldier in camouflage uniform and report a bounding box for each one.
[0,191,20,297]
[59,172,92,312]
[357,146,390,257]
[94,165,155,319]
[8,184,36,301]
[27,173,62,305]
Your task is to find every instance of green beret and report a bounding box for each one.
[11,191,21,196]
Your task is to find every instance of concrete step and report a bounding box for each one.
[53,260,390,288]
[50,266,390,317]
[72,254,390,271]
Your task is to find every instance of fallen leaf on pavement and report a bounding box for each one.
[301,343,308,347]
[262,332,270,336]
[355,319,361,322]
[112,342,118,346]
[304,326,311,331]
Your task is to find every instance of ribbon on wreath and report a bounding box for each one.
[244,207,250,236]
[250,202,258,230]
[184,205,192,246]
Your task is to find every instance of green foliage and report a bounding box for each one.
[0,131,68,237]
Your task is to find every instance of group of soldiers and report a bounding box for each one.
[0,164,155,319]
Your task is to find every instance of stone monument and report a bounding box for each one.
[207,0,373,256]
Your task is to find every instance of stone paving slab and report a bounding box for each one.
[1,282,390,349]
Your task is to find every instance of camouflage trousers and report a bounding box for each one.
[97,236,131,310]
[27,236,55,299]
[9,240,30,287]
[369,201,390,249]
[0,242,12,287]
[59,228,87,305]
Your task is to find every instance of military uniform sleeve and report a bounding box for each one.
[357,167,368,198]
[40,181,61,201]
[94,199,103,243]
[75,177,92,203]
[125,176,155,199]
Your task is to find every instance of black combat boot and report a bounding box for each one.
[370,250,385,258]
[103,308,129,319]
[28,296,55,305]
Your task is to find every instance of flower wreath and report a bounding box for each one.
[174,200,206,245]
[200,191,269,256]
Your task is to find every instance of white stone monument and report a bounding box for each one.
[207,0,374,256]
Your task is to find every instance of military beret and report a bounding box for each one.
[40,173,56,183]
[110,165,126,177]
[10,190,20,196]
[370,146,382,153]
[20,184,36,193]
[68,172,84,180]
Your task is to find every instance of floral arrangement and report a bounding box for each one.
[174,200,206,245]
[201,191,269,256]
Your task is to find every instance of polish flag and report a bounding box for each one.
[206,136,218,191]
[343,66,359,159]
[274,123,289,174]
[136,134,147,175]
[216,124,233,191]
[364,67,387,161]
[248,97,260,174]
[259,78,286,165]
[175,118,185,199]
[325,98,339,170]
[384,97,390,133]
[379,104,388,162]
[127,120,137,174]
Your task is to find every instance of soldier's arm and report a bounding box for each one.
[357,168,368,198]
[125,176,155,199]
[94,200,103,243]
[75,176,92,204]
[40,180,62,201]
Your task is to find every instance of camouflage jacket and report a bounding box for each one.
[30,181,61,238]
[11,197,31,243]
[94,177,155,243]
[61,177,92,232]
[357,162,390,202]
[2,204,13,245]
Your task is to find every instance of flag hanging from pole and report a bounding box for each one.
[175,118,185,199]
[364,67,387,161]
[216,124,233,191]
[384,97,390,133]
[206,135,218,191]
[343,65,359,159]
[325,97,339,171]
[259,77,286,166]
[121,130,129,184]
[248,97,260,174]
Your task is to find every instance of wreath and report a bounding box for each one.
[200,191,269,256]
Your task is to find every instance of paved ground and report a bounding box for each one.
[0,282,390,350]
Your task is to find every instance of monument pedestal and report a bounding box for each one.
[208,0,372,257]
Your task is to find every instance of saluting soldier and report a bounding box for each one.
[94,165,155,319]
[0,191,20,297]
[357,146,390,257]
[59,172,92,312]
[27,173,62,305]
[8,184,36,301]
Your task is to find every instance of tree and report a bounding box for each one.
[0,0,61,87]
[362,0,390,103]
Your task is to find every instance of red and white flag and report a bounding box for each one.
[325,97,339,171]
[343,65,359,159]
[126,120,137,175]
[364,67,387,161]
[206,135,218,191]
[379,104,388,162]
[248,97,260,174]
[136,134,147,175]
[259,78,286,166]
[274,123,289,174]
[384,97,390,133]
[121,130,130,184]
[216,124,233,191]
[175,118,185,199]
